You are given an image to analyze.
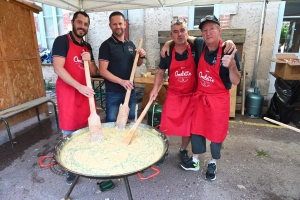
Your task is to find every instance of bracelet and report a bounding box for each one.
[139,56,145,59]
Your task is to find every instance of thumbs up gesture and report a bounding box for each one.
[221,48,237,69]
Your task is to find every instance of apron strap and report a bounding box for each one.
[194,92,210,107]
[168,88,194,97]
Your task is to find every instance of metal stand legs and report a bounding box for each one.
[63,175,80,200]
[123,176,133,200]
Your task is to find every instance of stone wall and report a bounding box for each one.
[87,11,112,68]
[226,2,280,96]
[42,65,57,86]
[256,2,280,95]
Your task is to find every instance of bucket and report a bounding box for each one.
[147,102,163,127]
[245,87,264,118]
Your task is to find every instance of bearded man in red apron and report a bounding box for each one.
[52,11,98,185]
[179,15,241,181]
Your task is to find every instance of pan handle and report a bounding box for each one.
[137,166,160,180]
[39,155,56,168]
[155,124,168,133]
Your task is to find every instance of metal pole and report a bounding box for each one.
[123,176,133,200]
[157,0,163,7]
[79,0,83,11]
[252,0,268,82]
[64,175,80,199]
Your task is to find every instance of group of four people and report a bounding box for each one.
[52,11,240,185]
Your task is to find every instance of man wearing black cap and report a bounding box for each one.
[180,15,241,181]
[157,17,236,167]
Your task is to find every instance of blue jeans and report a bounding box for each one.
[105,90,136,122]
[61,130,75,135]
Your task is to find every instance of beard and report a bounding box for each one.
[72,26,87,38]
[112,28,124,37]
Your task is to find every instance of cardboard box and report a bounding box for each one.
[269,54,300,80]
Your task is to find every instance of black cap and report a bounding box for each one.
[199,15,220,30]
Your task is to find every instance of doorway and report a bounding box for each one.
[278,2,300,57]
[268,1,300,97]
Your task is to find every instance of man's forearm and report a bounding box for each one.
[89,61,98,76]
[137,57,144,66]
[187,36,196,44]
[229,66,241,85]
[54,67,82,90]
[100,69,123,84]
[153,70,165,90]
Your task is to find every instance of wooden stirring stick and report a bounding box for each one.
[116,38,143,129]
[84,60,103,142]
[122,81,164,145]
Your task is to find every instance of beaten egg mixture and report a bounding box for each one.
[59,127,164,176]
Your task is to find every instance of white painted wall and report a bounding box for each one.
[215,2,279,97]
[87,11,114,68]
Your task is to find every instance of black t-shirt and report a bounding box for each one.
[159,37,240,90]
[52,32,95,61]
[159,42,196,71]
[98,34,137,92]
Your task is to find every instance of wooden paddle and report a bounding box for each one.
[116,38,143,129]
[84,60,103,142]
[122,81,164,145]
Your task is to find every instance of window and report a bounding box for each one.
[278,2,300,53]
[34,3,71,51]
[194,5,214,29]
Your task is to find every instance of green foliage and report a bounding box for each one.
[44,79,53,90]
[256,149,269,157]
[280,24,288,44]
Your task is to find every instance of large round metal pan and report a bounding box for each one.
[53,122,168,179]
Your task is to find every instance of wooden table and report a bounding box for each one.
[91,77,168,108]
[133,77,168,86]
[133,77,168,108]
[91,77,106,109]
[91,77,168,86]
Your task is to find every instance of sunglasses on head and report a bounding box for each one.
[171,18,186,25]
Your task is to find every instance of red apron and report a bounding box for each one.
[191,40,230,143]
[159,44,196,137]
[56,34,90,131]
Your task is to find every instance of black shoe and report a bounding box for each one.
[155,150,169,166]
[66,171,76,185]
[179,149,189,162]
[180,157,199,171]
[205,163,217,180]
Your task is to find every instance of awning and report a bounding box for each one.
[24,0,282,12]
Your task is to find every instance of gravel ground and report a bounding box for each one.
[0,98,300,200]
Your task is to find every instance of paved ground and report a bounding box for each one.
[0,92,300,200]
